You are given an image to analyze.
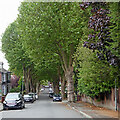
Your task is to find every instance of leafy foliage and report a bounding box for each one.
[74,46,115,98]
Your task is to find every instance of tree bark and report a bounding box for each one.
[61,75,66,100]
[53,77,60,94]
[57,43,75,102]
[28,69,34,92]
[23,65,29,93]
[36,82,40,94]
[65,69,74,102]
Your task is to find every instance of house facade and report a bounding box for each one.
[0,62,11,98]
[0,62,3,100]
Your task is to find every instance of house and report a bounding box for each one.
[0,62,3,100]
[0,62,11,97]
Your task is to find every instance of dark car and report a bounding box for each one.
[24,94,34,103]
[3,93,25,110]
[53,94,62,102]
[49,93,54,98]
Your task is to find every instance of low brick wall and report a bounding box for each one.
[79,88,120,111]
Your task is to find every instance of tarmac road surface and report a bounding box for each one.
[2,88,85,118]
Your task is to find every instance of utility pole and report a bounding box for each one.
[115,78,117,111]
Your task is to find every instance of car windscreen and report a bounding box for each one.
[28,94,33,97]
[5,94,19,100]
[54,94,60,97]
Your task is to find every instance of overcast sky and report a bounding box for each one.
[0,0,23,70]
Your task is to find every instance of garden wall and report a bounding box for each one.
[79,88,120,110]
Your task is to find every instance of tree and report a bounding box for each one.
[1,21,40,93]
[17,2,85,102]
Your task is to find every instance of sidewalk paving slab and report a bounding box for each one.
[63,100,118,118]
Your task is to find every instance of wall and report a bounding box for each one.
[79,88,119,110]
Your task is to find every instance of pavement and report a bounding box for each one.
[0,103,2,120]
[0,103,2,111]
[63,100,119,119]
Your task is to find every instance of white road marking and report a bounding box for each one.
[67,104,92,118]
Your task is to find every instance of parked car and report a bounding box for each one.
[49,87,53,92]
[35,93,38,100]
[49,87,52,91]
[24,94,34,103]
[40,88,45,92]
[3,93,25,110]
[53,94,62,102]
[49,93,54,98]
[49,90,53,94]
[28,93,36,101]
[45,85,49,88]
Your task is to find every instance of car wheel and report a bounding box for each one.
[21,105,23,109]
[23,103,25,108]
[23,104,25,108]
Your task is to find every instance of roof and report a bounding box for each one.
[0,68,10,73]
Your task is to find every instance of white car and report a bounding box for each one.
[35,93,38,100]
[40,88,44,92]
[49,88,53,93]
[49,87,52,91]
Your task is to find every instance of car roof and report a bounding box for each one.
[24,94,30,96]
[28,93,34,94]
[7,93,20,95]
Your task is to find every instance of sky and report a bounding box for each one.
[0,0,23,70]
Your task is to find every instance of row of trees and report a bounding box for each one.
[1,2,119,102]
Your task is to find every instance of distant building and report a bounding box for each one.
[0,62,11,97]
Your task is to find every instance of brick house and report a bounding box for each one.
[0,62,11,98]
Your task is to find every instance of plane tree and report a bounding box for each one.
[17,2,85,102]
[1,21,41,93]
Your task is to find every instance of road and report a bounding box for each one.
[2,88,85,118]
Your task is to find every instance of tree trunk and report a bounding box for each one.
[23,65,29,93]
[28,69,34,92]
[29,78,33,92]
[61,75,66,100]
[37,83,40,95]
[53,78,60,94]
[26,69,30,93]
[65,70,74,102]
[36,82,40,94]
[58,43,74,102]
